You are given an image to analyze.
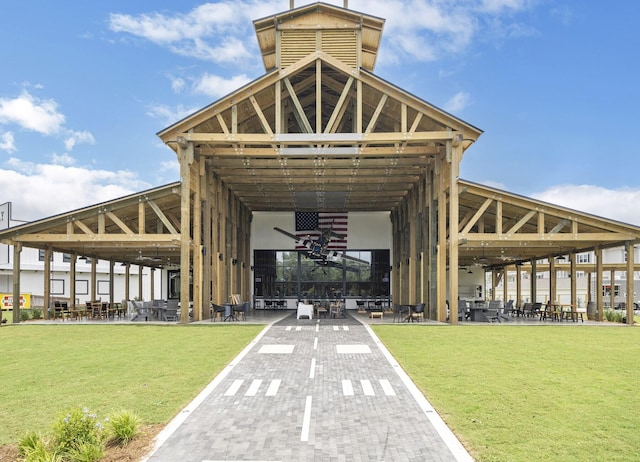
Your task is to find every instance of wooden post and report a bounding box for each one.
[549,256,556,304]
[12,244,21,323]
[44,247,52,319]
[570,253,577,310]
[110,260,116,307]
[448,139,461,321]
[626,242,634,325]
[70,253,77,311]
[595,247,603,321]
[138,265,143,301]
[91,258,97,302]
[179,140,194,323]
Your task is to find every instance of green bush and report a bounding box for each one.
[106,409,141,445]
[604,309,625,323]
[51,406,105,454]
[18,405,141,461]
[31,308,43,320]
[20,310,31,322]
[65,440,104,462]
[18,431,61,462]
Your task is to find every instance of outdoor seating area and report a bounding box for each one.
[210,294,251,322]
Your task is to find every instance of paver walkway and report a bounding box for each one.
[144,312,472,461]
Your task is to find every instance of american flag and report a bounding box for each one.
[295,212,348,250]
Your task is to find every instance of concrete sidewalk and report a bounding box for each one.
[143,312,473,461]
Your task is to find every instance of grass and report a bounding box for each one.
[372,324,640,461]
[1,323,639,461]
[0,324,263,445]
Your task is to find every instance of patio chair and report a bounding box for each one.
[393,303,408,322]
[165,300,179,322]
[211,303,226,322]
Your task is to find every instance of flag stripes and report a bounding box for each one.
[295,212,348,250]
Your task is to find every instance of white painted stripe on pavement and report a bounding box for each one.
[342,379,354,396]
[225,379,243,396]
[313,337,318,349]
[245,379,262,396]
[285,326,292,331]
[333,326,339,331]
[266,379,281,396]
[301,395,312,442]
[380,379,396,396]
[361,379,374,396]
[296,326,302,331]
[343,326,349,330]
[309,358,316,378]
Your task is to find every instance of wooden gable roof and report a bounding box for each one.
[158,51,482,212]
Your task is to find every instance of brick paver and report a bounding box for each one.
[143,312,472,461]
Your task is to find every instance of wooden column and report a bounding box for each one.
[192,156,203,321]
[530,260,537,303]
[138,265,143,300]
[91,258,97,302]
[202,164,212,318]
[502,266,509,303]
[70,253,77,310]
[625,242,634,325]
[179,140,194,323]
[516,263,522,308]
[436,156,448,322]
[609,269,615,311]
[124,263,131,306]
[570,253,577,310]
[110,260,116,306]
[44,247,52,319]
[549,257,556,304]
[447,139,460,320]
[149,267,155,301]
[12,244,21,323]
[595,247,603,321]
[408,189,417,304]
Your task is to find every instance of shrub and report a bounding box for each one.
[107,409,142,445]
[31,308,43,320]
[20,309,31,322]
[18,432,62,462]
[65,440,105,462]
[604,309,625,323]
[51,406,105,454]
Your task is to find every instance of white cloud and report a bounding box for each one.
[170,76,186,93]
[108,2,267,65]
[444,92,471,114]
[51,153,76,166]
[0,90,65,135]
[64,130,95,151]
[145,103,201,126]
[532,184,640,226]
[0,131,16,152]
[0,159,149,221]
[192,73,252,99]
[109,0,539,70]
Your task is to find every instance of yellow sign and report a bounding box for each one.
[1,293,31,308]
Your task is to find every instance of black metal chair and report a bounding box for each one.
[211,303,226,322]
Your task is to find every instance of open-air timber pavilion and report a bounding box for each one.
[1,2,640,324]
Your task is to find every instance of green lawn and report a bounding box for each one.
[1,323,639,461]
[372,324,640,461]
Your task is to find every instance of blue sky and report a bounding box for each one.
[1,1,639,224]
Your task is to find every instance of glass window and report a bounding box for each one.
[253,249,389,299]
